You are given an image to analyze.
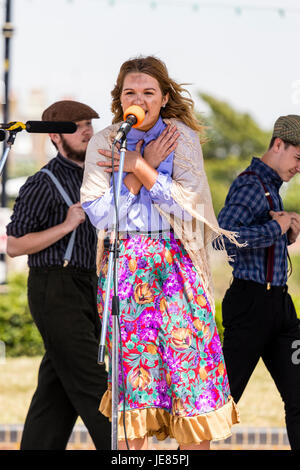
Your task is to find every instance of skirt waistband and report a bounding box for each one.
[103,229,174,247]
[106,228,174,238]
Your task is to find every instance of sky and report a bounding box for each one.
[1,0,300,135]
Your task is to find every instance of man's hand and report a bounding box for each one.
[6,203,86,258]
[64,202,86,231]
[287,211,300,244]
[269,210,292,235]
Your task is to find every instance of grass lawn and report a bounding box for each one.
[0,356,285,428]
[0,356,42,424]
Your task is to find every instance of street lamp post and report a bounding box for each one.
[1,0,13,284]
[2,0,13,207]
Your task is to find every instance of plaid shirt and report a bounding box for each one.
[216,157,288,286]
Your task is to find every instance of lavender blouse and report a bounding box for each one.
[82,116,190,234]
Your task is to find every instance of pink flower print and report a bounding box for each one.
[163,348,181,372]
[127,237,149,257]
[118,281,134,300]
[153,379,172,409]
[211,335,222,355]
[139,308,162,330]
[195,390,216,413]
[140,328,158,342]
[162,273,183,297]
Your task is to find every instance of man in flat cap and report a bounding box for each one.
[6,100,111,450]
[215,115,300,450]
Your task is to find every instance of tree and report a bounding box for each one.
[197,93,271,159]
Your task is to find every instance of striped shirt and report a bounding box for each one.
[6,153,97,270]
[216,157,288,286]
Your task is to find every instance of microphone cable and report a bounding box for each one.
[111,141,130,451]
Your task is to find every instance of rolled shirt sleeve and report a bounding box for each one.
[217,182,283,250]
[6,176,52,237]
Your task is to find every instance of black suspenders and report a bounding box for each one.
[40,169,76,267]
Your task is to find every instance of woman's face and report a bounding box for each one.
[120,72,169,131]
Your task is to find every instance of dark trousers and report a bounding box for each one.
[20,267,111,450]
[222,278,300,450]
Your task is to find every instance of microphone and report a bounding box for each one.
[113,105,145,144]
[0,121,77,134]
[26,121,77,134]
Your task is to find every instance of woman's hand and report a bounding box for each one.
[143,124,180,169]
[97,140,143,173]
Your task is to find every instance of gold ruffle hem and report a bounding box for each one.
[100,390,240,445]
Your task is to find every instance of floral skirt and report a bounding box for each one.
[97,233,239,444]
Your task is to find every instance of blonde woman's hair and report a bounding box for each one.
[111,55,203,133]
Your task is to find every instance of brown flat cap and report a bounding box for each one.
[272,114,300,146]
[42,100,99,122]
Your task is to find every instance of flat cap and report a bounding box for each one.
[42,100,99,122]
[272,114,300,146]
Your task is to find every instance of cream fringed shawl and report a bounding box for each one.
[80,118,244,315]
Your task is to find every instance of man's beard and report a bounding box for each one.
[60,135,86,163]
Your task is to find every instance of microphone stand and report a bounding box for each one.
[0,128,19,177]
[98,137,127,451]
